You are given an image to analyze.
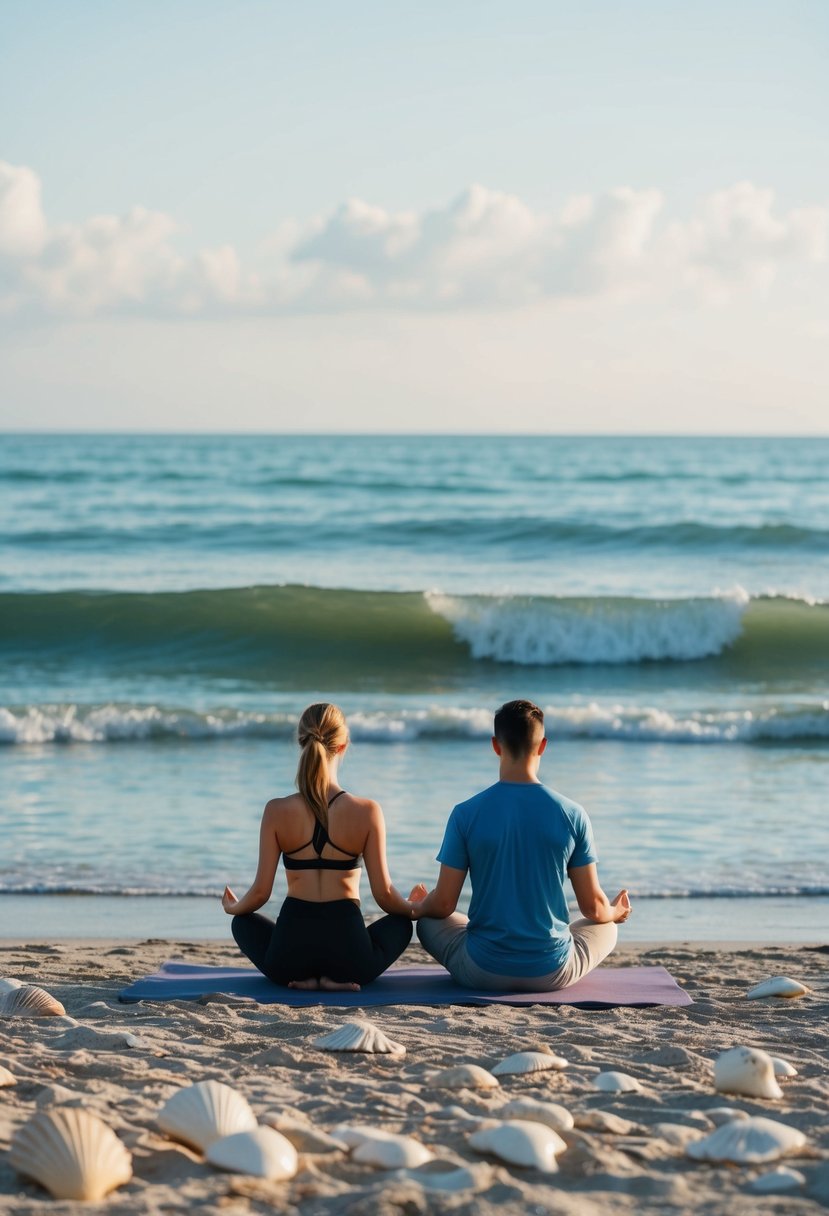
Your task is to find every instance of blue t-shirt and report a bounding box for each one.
[437,781,598,976]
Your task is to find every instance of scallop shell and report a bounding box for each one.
[311,1019,405,1056]
[499,1098,574,1133]
[469,1120,562,1172]
[593,1070,643,1093]
[713,1046,782,1100]
[686,1116,806,1164]
[333,1126,432,1168]
[0,977,25,994]
[0,984,66,1017]
[771,1056,797,1078]
[0,1065,15,1087]
[9,1108,132,1201]
[157,1080,257,1151]
[430,1064,499,1090]
[746,976,810,1000]
[492,1050,567,1076]
[574,1109,637,1135]
[750,1166,806,1193]
[206,1127,298,1180]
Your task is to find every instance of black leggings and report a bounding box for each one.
[231,897,412,986]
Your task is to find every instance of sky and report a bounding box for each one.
[1,0,828,433]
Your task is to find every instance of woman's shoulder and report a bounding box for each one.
[263,792,306,817]
[335,791,381,818]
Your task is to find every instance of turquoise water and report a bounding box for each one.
[1,434,827,939]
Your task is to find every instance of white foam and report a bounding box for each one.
[427,590,749,666]
[2,699,827,746]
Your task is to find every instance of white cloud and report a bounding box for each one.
[0,162,826,320]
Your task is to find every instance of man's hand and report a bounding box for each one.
[221,885,239,915]
[408,883,428,903]
[611,889,631,923]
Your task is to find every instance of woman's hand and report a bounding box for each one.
[611,889,632,923]
[221,885,240,915]
[408,883,428,904]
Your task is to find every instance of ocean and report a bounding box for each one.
[1,433,827,941]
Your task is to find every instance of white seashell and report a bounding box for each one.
[206,1127,298,1180]
[686,1116,806,1164]
[746,976,810,1000]
[707,1107,750,1126]
[349,1130,433,1169]
[593,1070,643,1093]
[9,1108,132,1201]
[750,1165,806,1193]
[499,1098,574,1133]
[157,1080,257,1151]
[430,1064,499,1090]
[492,1050,567,1076]
[395,1159,488,1192]
[469,1120,562,1172]
[311,1019,405,1056]
[0,984,66,1017]
[771,1056,797,1078]
[0,977,25,994]
[714,1047,782,1100]
[0,1065,15,1087]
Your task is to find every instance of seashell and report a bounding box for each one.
[771,1056,797,1078]
[686,1116,806,1164]
[746,976,810,999]
[0,984,66,1017]
[469,1120,562,1172]
[593,1070,643,1093]
[206,1126,298,1180]
[707,1107,749,1126]
[395,1159,489,1192]
[714,1046,782,1100]
[499,1098,574,1133]
[0,977,25,994]
[574,1109,637,1135]
[266,1116,345,1154]
[157,1080,257,1151]
[0,1064,15,1087]
[492,1050,567,1076]
[9,1108,132,1201]
[750,1165,806,1193]
[311,1019,405,1056]
[343,1128,433,1169]
[430,1064,499,1090]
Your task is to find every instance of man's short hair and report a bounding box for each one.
[494,699,545,757]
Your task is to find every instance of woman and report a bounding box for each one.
[222,702,424,990]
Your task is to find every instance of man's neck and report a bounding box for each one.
[498,757,541,784]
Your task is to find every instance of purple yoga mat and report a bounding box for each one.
[118,961,692,1008]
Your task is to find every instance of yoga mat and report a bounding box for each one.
[119,961,692,1008]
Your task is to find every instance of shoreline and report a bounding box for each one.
[3,892,828,944]
[1,937,827,1213]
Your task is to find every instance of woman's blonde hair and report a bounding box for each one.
[296,703,348,829]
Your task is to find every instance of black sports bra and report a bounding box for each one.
[282,791,361,872]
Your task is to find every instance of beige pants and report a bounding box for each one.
[416,913,617,992]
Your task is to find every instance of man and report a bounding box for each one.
[412,699,631,990]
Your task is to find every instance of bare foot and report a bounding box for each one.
[319,976,361,992]
[287,978,320,990]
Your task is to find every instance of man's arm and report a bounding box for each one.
[411,864,466,920]
[568,863,631,924]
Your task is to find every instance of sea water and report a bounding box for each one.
[1,434,827,940]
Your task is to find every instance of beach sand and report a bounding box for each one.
[1,937,826,1214]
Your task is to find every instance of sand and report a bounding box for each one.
[1,937,827,1214]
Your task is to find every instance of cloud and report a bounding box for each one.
[0,161,826,320]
